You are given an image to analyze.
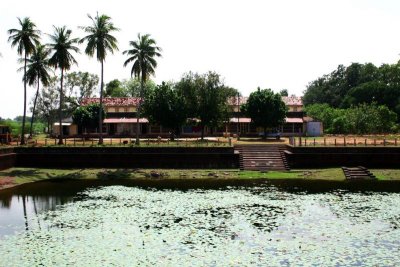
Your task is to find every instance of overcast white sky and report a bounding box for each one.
[1,0,400,119]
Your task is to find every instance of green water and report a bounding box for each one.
[0,180,399,266]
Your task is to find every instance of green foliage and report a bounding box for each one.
[72,104,105,129]
[279,89,288,96]
[64,71,99,106]
[79,13,119,63]
[143,82,187,138]
[123,33,162,81]
[105,79,125,97]
[176,72,235,139]
[48,26,80,71]
[303,61,400,119]
[305,103,398,134]
[105,78,157,98]
[241,88,287,137]
[0,119,45,136]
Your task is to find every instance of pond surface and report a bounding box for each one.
[0,180,399,266]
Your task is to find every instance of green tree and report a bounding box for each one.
[105,79,126,97]
[22,44,52,137]
[123,33,162,144]
[8,17,41,144]
[48,26,80,144]
[143,82,187,140]
[104,78,156,97]
[176,72,235,140]
[72,103,105,133]
[80,13,119,144]
[35,78,59,133]
[279,89,288,96]
[241,88,287,139]
[64,71,99,106]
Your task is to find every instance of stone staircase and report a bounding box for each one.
[235,145,290,171]
[342,166,376,180]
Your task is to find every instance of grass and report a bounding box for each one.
[1,167,399,189]
[371,169,400,180]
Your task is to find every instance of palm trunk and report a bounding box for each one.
[58,68,64,145]
[98,60,104,145]
[21,52,27,145]
[30,76,40,137]
[136,76,144,145]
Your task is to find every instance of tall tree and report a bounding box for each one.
[176,72,234,140]
[80,13,119,144]
[241,88,287,139]
[35,78,59,133]
[22,44,52,137]
[8,17,41,145]
[48,26,80,144]
[143,82,187,140]
[64,71,99,106]
[123,33,162,144]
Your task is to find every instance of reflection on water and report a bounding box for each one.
[0,179,399,266]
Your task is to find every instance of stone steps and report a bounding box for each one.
[342,166,376,180]
[235,145,290,171]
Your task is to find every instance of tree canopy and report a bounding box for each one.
[143,82,187,139]
[72,103,105,132]
[176,71,237,140]
[305,103,398,134]
[303,61,400,119]
[241,88,287,138]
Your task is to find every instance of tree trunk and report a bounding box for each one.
[98,60,104,145]
[58,68,64,145]
[136,74,145,145]
[30,76,40,138]
[21,52,27,145]
[201,124,205,140]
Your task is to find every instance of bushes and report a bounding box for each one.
[305,103,398,134]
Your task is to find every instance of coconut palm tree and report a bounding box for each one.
[47,26,80,145]
[79,13,119,144]
[21,44,52,137]
[8,17,41,145]
[123,34,162,144]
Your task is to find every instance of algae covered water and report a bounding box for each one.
[0,180,399,266]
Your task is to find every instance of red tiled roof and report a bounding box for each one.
[285,118,303,123]
[229,117,252,123]
[104,118,149,123]
[81,97,141,107]
[82,95,303,108]
[227,96,248,106]
[282,96,303,106]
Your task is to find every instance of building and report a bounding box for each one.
[56,95,312,137]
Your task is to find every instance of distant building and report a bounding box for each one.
[54,95,317,137]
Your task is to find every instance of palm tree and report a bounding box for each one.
[79,13,119,144]
[123,34,162,144]
[8,17,41,145]
[21,44,52,137]
[47,26,79,145]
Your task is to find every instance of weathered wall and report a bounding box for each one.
[14,147,239,169]
[285,146,400,168]
[0,148,16,170]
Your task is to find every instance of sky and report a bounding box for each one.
[1,0,400,119]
